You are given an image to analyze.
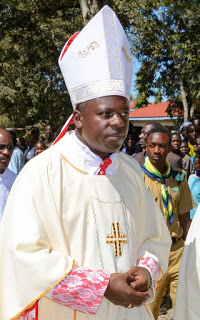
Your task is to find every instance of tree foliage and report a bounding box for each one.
[0,0,83,127]
[112,0,200,120]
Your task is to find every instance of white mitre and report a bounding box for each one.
[53,5,133,144]
[59,5,133,108]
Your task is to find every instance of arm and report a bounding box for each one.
[179,211,191,240]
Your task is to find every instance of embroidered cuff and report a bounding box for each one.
[136,256,161,288]
[46,265,110,314]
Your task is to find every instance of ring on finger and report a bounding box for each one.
[125,304,133,309]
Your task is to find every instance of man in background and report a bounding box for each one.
[141,127,194,319]
[0,128,16,225]
[8,131,25,175]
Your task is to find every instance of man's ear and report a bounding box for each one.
[73,110,83,129]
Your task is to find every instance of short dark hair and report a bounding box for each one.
[146,127,171,145]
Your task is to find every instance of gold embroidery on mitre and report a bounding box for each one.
[78,41,100,58]
[121,45,131,63]
[106,222,127,257]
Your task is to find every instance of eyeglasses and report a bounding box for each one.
[0,144,13,152]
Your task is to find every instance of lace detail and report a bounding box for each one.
[136,256,161,287]
[47,265,110,314]
[20,301,39,320]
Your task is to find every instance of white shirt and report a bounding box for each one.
[73,131,117,175]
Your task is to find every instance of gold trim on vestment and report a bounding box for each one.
[11,260,75,320]
[61,155,88,174]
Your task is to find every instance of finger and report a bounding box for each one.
[130,279,149,292]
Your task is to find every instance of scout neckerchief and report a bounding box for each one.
[142,158,174,225]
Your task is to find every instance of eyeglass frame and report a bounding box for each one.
[0,144,14,152]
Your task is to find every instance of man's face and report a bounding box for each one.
[181,127,188,139]
[0,130,13,173]
[124,134,137,152]
[74,96,130,159]
[180,141,189,155]
[146,132,170,167]
[188,124,199,144]
[193,157,200,176]
[34,143,46,156]
[192,119,200,128]
[139,124,153,144]
[171,134,181,154]
[45,125,53,139]
[194,138,200,154]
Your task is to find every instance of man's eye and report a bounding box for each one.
[101,112,112,117]
[121,112,129,117]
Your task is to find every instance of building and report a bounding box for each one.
[129,101,182,130]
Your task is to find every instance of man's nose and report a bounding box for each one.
[2,147,12,156]
[154,145,160,152]
[111,113,124,127]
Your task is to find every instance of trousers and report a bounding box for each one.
[149,238,184,319]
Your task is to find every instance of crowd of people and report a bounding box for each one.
[0,116,199,318]
[0,5,199,320]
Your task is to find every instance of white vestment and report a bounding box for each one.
[174,204,200,320]
[0,132,171,320]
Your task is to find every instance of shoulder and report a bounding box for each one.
[133,151,145,167]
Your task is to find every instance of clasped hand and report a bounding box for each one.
[104,266,150,308]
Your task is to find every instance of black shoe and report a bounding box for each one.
[159,305,167,315]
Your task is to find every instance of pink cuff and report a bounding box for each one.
[136,256,161,287]
[47,265,110,314]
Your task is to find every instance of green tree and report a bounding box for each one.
[0,0,82,127]
[112,0,200,120]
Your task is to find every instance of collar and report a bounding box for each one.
[73,131,117,175]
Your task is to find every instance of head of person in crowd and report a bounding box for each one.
[170,132,181,155]
[146,127,171,174]
[180,140,189,155]
[38,135,45,142]
[193,154,200,177]
[0,128,14,174]
[45,124,56,145]
[187,124,199,145]
[34,140,46,156]
[24,127,39,148]
[139,122,163,146]
[192,117,200,130]
[135,140,146,153]
[179,121,192,140]
[194,136,200,155]
[123,124,138,156]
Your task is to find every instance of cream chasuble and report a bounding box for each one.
[0,132,171,320]
[174,204,200,320]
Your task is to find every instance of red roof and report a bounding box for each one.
[129,101,182,119]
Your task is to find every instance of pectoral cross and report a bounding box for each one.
[106,222,127,257]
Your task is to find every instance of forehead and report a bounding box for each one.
[171,134,180,140]
[181,141,188,146]
[0,131,12,143]
[147,131,169,143]
[194,157,200,164]
[85,95,129,112]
